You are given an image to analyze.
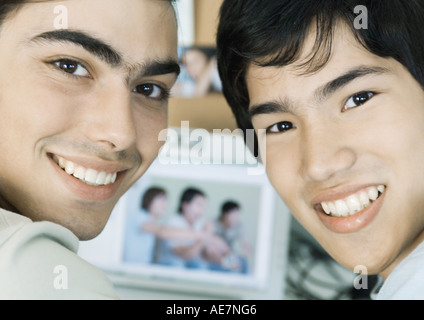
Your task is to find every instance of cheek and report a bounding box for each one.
[2,74,82,140]
[264,144,301,206]
[361,95,424,171]
[0,89,72,156]
[134,108,168,157]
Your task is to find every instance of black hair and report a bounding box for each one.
[177,187,206,214]
[219,200,240,221]
[141,187,166,211]
[216,0,424,152]
[0,0,28,26]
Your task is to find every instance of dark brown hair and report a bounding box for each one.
[217,0,424,147]
[141,187,166,211]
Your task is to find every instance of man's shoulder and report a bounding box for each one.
[0,209,118,300]
[0,208,78,252]
[0,209,32,240]
[376,241,424,300]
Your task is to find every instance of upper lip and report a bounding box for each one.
[48,152,134,174]
[310,183,385,207]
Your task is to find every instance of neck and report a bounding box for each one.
[0,194,18,214]
[380,231,424,279]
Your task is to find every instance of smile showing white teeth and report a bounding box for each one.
[320,185,385,217]
[54,155,118,186]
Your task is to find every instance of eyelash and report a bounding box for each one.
[49,58,91,79]
[266,90,377,134]
[266,121,296,134]
[49,58,171,101]
[132,84,171,102]
[343,91,376,111]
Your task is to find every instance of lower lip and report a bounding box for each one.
[317,191,386,234]
[48,155,124,202]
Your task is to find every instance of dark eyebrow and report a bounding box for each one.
[138,60,181,78]
[249,65,390,119]
[315,66,390,102]
[29,30,180,78]
[249,99,294,118]
[30,29,122,66]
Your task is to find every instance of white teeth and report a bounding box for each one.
[85,169,98,185]
[73,167,85,180]
[55,156,118,186]
[346,194,361,214]
[95,171,107,185]
[335,200,349,217]
[320,185,385,217]
[321,202,331,215]
[58,157,66,168]
[328,202,337,215]
[368,187,378,201]
[105,174,112,185]
[65,161,74,175]
[359,191,370,206]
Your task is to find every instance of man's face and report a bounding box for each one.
[247,24,424,277]
[0,0,179,240]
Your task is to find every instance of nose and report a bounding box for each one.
[301,125,357,182]
[83,84,137,151]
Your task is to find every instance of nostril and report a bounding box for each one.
[96,140,117,149]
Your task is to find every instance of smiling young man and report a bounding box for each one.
[0,0,180,299]
[217,0,424,299]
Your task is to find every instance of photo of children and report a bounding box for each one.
[120,170,261,276]
[153,187,230,270]
[171,46,222,97]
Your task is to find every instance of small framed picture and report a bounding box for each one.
[172,46,222,98]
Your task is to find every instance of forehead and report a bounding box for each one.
[246,23,391,104]
[246,30,403,107]
[190,195,206,203]
[3,0,178,62]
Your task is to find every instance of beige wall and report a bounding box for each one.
[169,94,237,132]
[194,0,224,46]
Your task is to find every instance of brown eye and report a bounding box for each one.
[58,60,77,73]
[133,83,169,101]
[52,59,90,78]
[344,91,375,111]
[267,121,295,134]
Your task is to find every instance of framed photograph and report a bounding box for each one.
[171,46,222,98]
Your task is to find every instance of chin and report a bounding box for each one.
[331,249,387,275]
[57,211,111,241]
[72,224,106,241]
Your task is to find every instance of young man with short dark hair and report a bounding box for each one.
[0,0,180,299]
[217,0,424,299]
